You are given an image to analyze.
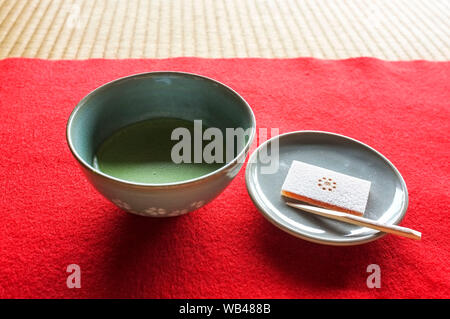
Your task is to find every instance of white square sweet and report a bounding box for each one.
[281,160,371,216]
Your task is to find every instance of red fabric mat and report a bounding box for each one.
[0,58,449,299]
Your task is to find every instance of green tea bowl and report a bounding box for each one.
[66,72,256,217]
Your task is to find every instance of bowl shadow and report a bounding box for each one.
[96,208,182,297]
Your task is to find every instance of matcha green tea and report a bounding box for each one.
[93,118,226,184]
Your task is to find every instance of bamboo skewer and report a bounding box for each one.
[286,202,421,240]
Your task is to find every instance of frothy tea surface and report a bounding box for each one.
[94,118,226,184]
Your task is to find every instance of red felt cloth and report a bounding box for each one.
[0,58,449,299]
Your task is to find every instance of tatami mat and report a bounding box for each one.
[0,0,449,60]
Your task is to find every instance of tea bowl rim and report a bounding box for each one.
[66,71,256,189]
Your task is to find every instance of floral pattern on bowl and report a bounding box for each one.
[111,199,204,217]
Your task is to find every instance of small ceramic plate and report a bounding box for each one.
[245,131,408,246]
